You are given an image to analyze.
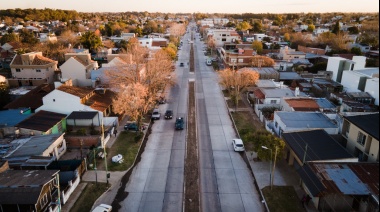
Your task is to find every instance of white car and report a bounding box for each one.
[232,139,245,152]
[92,204,112,212]
[112,154,123,163]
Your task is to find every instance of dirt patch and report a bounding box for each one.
[184,81,199,211]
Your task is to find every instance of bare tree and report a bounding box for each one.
[105,40,175,128]
[219,68,259,110]
[207,36,216,56]
[112,83,151,127]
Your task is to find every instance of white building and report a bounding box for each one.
[365,78,379,106]
[341,68,379,93]
[59,53,99,87]
[109,33,135,43]
[272,111,339,137]
[326,56,367,83]
[207,29,240,47]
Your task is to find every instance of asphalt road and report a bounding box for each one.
[118,22,263,212]
[191,24,265,212]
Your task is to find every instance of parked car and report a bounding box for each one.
[165,109,173,119]
[206,59,212,66]
[111,154,123,163]
[175,117,184,130]
[124,122,138,131]
[232,139,245,152]
[151,108,161,120]
[92,204,112,212]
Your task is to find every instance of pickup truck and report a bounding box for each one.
[175,117,184,130]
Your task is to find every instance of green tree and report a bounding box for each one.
[252,21,262,33]
[307,24,315,33]
[236,21,252,32]
[350,47,362,55]
[252,40,263,54]
[19,29,39,47]
[79,31,102,52]
[0,32,19,45]
[332,21,340,34]
[283,33,290,42]
[348,26,359,34]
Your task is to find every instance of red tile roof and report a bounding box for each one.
[285,98,319,111]
[57,85,94,98]
[4,84,55,110]
[253,89,265,99]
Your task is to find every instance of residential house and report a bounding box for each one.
[341,113,379,162]
[280,97,337,114]
[109,32,135,43]
[272,111,339,136]
[279,72,302,85]
[278,46,306,61]
[340,68,379,105]
[36,85,117,126]
[282,129,357,168]
[0,108,32,136]
[0,170,61,212]
[15,110,67,136]
[313,27,330,35]
[2,134,66,161]
[206,28,240,47]
[244,67,279,81]
[3,83,55,112]
[350,43,371,53]
[220,43,256,68]
[66,111,101,127]
[9,52,58,87]
[59,53,99,87]
[138,37,168,50]
[326,56,366,83]
[297,162,378,212]
[39,33,57,43]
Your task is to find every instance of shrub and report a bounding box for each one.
[76,128,87,136]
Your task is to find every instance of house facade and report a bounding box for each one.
[220,43,255,68]
[59,53,99,87]
[0,170,61,212]
[9,52,58,87]
[342,113,379,162]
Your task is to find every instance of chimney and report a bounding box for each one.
[295,87,300,97]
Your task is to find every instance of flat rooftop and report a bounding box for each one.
[276,111,337,129]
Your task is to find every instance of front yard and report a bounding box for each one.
[262,186,305,212]
[70,182,109,212]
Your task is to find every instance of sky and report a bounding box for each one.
[0,0,379,13]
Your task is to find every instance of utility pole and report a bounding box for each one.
[102,120,109,185]
[271,146,279,190]
[94,148,98,185]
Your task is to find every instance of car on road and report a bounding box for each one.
[175,117,184,130]
[206,59,212,66]
[165,109,173,119]
[232,139,245,152]
[212,58,218,62]
[151,108,161,120]
[124,122,138,131]
[180,62,184,67]
[92,204,112,212]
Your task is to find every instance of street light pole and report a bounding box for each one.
[261,146,272,190]
[272,146,279,190]
[101,120,109,185]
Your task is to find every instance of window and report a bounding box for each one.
[357,131,367,146]
[36,69,41,72]
[222,38,226,42]
[270,100,277,104]
[16,69,21,72]
[275,121,278,128]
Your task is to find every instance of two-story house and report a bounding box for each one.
[220,43,256,69]
[9,52,58,87]
[59,53,99,87]
[206,29,240,47]
[36,85,117,126]
[278,46,306,61]
[342,113,379,162]
[0,170,61,212]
